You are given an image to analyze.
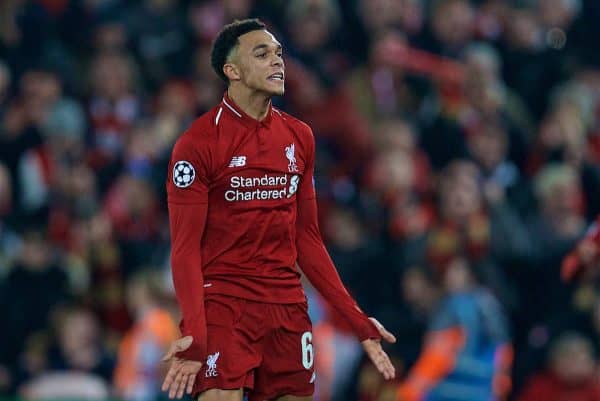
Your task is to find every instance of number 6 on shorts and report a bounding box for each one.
[301,331,314,370]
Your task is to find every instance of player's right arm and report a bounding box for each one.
[162,133,211,398]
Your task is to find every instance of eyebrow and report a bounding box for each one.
[252,43,283,52]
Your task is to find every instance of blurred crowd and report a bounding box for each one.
[1,0,600,400]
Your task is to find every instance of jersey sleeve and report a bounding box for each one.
[167,133,211,361]
[167,133,210,205]
[296,125,316,201]
[295,127,379,341]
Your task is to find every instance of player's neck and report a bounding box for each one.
[227,85,271,121]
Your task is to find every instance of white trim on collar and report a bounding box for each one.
[215,107,223,125]
[222,98,242,118]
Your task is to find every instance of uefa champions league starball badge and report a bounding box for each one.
[173,160,195,188]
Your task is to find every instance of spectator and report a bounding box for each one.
[0,226,69,388]
[46,305,114,381]
[113,270,178,401]
[0,2,599,399]
[397,257,512,401]
[517,332,600,401]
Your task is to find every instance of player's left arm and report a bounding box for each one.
[295,127,396,380]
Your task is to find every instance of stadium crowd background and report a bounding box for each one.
[1,0,600,400]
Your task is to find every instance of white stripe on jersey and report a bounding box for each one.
[222,98,242,117]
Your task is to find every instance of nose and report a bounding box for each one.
[271,55,283,68]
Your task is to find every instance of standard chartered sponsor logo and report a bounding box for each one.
[230,175,288,188]
[225,174,299,202]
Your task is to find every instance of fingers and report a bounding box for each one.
[169,369,186,399]
[186,371,197,394]
[369,317,397,344]
[176,372,188,399]
[364,340,396,380]
[162,360,202,399]
[161,361,179,392]
[380,327,397,344]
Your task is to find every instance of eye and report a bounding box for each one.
[256,53,267,58]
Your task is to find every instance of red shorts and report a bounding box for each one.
[196,294,315,401]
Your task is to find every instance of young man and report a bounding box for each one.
[161,19,396,401]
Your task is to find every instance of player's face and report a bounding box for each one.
[233,30,285,96]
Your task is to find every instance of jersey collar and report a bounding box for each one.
[221,92,273,128]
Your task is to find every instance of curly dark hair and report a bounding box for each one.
[211,18,267,83]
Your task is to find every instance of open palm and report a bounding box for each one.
[361,317,397,380]
[161,336,203,399]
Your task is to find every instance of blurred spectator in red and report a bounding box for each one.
[345,32,427,124]
[103,172,161,245]
[404,160,529,308]
[517,332,600,401]
[285,60,374,178]
[83,212,131,336]
[360,118,434,244]
[87,51,140,188]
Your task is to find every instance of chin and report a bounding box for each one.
[262,82,285,96]
[266,87,284,97]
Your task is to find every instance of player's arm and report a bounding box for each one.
[295,127,396,379]
[296,196,379,339]
[162,136,210,399]
[168,200,208,360]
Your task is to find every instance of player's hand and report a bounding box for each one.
[161,336,203,399]
[362,317,397,380]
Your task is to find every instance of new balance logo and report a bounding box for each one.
[228,156,246,167]
[205,352,220,377]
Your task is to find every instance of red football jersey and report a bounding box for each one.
[167,94,379,361]
[167,94,314,303]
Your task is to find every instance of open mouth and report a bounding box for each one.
[268,72,284,81]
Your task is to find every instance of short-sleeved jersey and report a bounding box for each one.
[167,94,315,303]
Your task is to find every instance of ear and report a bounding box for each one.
[223,63,241,82]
